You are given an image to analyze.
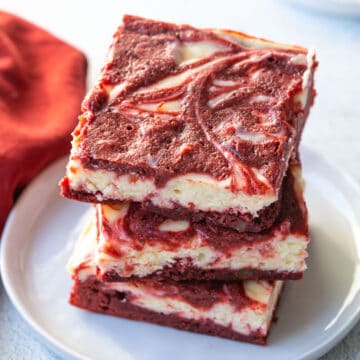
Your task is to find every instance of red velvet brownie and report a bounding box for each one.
[90,161,308,281]
[60,15,317,232]
[68,222,284,345]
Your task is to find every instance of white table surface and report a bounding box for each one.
[0,0,359,359]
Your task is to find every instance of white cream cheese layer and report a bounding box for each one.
[67,158,276,215]
[97,234,307,277]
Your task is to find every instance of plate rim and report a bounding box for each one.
[1,148,360,360]
[0,156,81,360]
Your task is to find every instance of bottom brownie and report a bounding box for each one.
[70,276,283,345]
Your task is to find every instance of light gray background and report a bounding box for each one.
[0,0,359,358]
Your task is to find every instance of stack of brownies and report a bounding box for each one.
[60,15,317,345]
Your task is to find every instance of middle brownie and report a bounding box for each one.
[93,161,309,282]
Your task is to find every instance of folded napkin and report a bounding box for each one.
[0,11,87,234]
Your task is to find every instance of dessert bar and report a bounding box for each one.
[61,15,316,232]
[94,161,309,281]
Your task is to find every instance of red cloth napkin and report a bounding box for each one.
[0,11,87,234]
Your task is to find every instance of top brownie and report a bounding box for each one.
[61,15,316,231]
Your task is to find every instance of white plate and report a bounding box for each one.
[1,147,360,360]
